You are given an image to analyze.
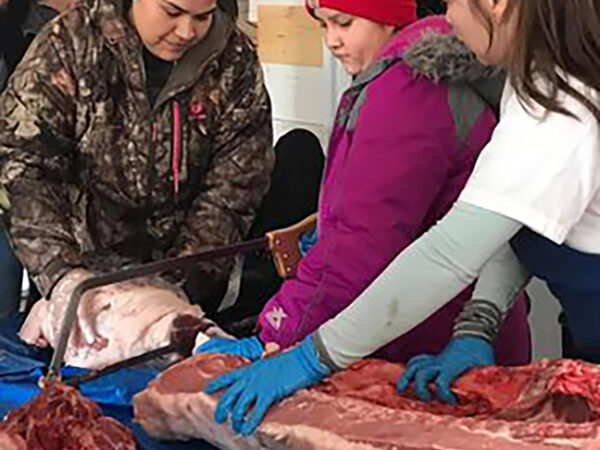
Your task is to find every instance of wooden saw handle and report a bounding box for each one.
[267,213,317,279]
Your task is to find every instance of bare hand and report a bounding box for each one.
[264,342,281,355]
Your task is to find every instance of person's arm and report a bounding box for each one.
[0,19,83,297]
[313,201,524,370]
[176,33,274,297]
[453,242,532,343]
[393,241,532,403]
[257,67,457,348]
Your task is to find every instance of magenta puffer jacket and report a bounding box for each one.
[257,17,530,365]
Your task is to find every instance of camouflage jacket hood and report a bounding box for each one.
[0,0,274,302]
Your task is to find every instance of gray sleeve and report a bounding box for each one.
[453,243,531,343]
[314,201,523,371]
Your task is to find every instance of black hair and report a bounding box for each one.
[417,0,446,18]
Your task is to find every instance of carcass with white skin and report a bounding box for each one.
[19,269,228,369]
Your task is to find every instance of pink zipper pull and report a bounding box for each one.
[172,100,181,195]
[152,121,159,144]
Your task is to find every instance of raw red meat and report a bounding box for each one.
[134,355,600,449]
[317,358,600,422]
[0,382,137,450]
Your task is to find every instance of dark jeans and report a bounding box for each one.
[0,224,22,319]
[560,313,600,363]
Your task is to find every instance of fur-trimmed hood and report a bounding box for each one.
[385,16,506,112]
[403,32,499,83]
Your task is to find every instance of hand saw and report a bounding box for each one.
[46,213,318,383]
[46,237,269,383]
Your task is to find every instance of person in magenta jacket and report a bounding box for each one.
[196,0,530,367]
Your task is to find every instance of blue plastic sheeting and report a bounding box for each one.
[0,314,219,450]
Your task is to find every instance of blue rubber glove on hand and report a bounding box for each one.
[194,336,265,362]
[397,337,494,404]
[206,334,330,436]
[299,227,318,257]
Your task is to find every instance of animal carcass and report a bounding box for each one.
[19,272,227,369]
[134,354,600,449]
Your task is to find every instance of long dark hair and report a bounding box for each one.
[469,0,600,122]
[417,0,446,18]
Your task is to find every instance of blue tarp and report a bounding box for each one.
[0,314,219,450]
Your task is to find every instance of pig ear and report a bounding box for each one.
[19,300,50,347]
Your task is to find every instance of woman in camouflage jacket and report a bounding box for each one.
[0,0,274,337]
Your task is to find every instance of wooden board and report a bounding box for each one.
[257,5,324,67]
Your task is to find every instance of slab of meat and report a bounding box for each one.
[0,382,136,449]
[134,355,600,449]
[19,274,229,369]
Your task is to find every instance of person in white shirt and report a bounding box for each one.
[203,0,600,435]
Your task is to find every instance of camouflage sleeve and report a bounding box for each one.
[0,19,83,297]
[177,33,274,283]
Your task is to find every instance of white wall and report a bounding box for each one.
[262,60,349,150]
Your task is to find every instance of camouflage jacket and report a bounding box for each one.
[0,0,274,303]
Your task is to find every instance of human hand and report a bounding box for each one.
[194,336,266,361]
[206,335,330,435]
[397,337,494,404]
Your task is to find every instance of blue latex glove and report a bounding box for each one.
[194,336,265,362]
[299,227,318,257]
[206,334,330,436]
[397,337,494,404]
